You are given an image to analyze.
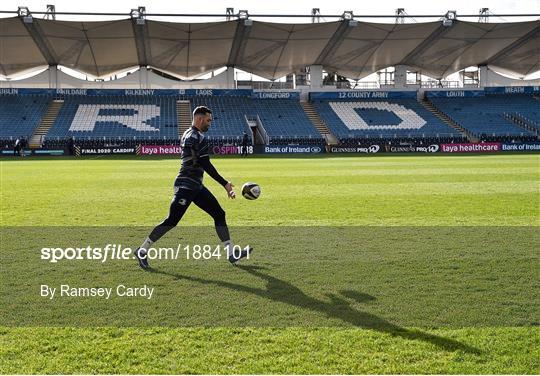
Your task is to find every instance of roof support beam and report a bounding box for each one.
[314,19,354,65]
[399,23,453,66]
[131,7,151,67]
[227,19,252,67]
[483,24,540,65]
[131,20,151,67]
[19,15,58,65]
[242,41,286,65]
[153,41,189,69]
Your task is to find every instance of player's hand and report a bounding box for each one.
[225,182,236,199]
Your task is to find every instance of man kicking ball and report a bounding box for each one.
[135,105,252,269]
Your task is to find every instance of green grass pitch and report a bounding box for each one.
[1,154,539,374]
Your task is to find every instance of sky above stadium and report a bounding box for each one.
[1,0,539,22]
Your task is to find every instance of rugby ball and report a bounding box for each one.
[242,182,261,200]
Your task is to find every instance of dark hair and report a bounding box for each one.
[193,106,212,117]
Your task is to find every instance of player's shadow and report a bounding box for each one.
[150,265,480,354]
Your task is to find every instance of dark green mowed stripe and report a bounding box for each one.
[1,227,538,328]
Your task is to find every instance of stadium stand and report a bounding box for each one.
[312,98,463,142]
[250,99,323,143]
[2,91,538,151]
[189,96,323,145]
[429,94,539,140]
[189,96,251,141]
[0,95,51,140]
[47,95,178,140]
[38,94,323,147]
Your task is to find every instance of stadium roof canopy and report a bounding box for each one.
[0,16,538,80]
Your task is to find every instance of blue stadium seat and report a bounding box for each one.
[190,96,251,139]
[252,99,322,140]
[190,96,323,143]
[0,95,51,139]
[313,98,460,140]
[47,95,178,140]
[6,91,535,146]
[429,94,538,137]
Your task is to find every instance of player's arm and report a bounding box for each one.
[198,156,236,199]
[187,134,235,198]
